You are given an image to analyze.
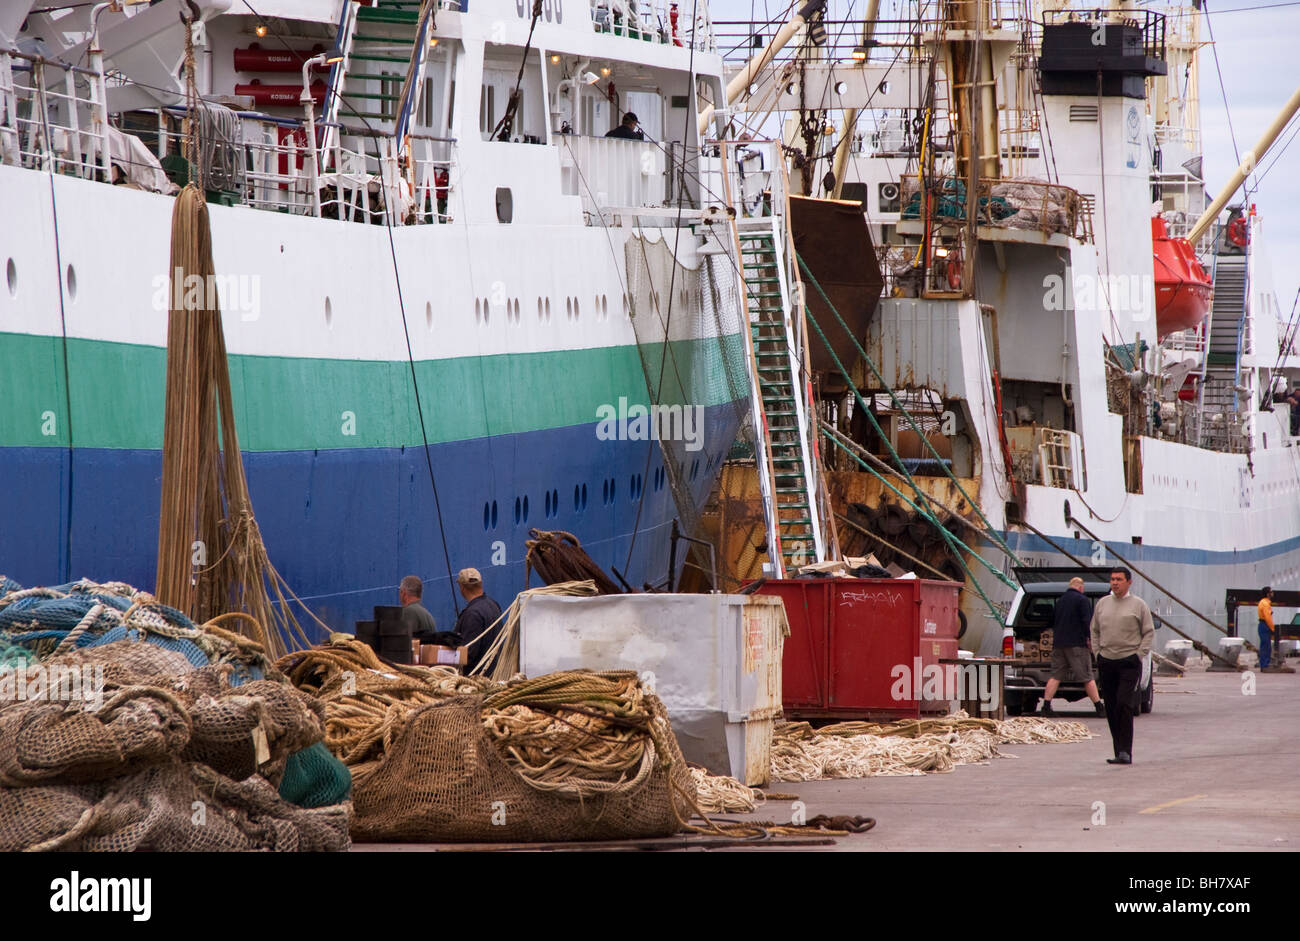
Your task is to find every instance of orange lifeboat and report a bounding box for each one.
[1152,216,1213,339]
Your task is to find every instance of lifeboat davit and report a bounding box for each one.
[1152,216,1213,338]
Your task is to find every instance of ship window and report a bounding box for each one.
[5,258,15,298]
[426,301,433,329]
[480,84,496,135]
[495,187,513,223]
[65,264,77,301]
[492,500,498,528]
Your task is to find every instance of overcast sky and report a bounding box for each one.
[708,0,1300,321]
[1199,1,1300,319]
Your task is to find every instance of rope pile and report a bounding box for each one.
[481,670,673,798]
[277,638,491,787]
[772,713,1092,781]
[690,766,766,814]
[280,639,702,841]
[525,530,622,594]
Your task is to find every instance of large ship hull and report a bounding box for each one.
[0,165,748,636]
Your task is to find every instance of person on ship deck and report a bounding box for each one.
[605,112,644,140]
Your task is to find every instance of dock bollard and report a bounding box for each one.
[1206,636,1244,672]
[1159,638,1193,675]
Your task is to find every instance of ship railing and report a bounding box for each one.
[590,0,715,52]
[160,106,455,225]
[239,116,314,214]
[557,133,669,214]
[697,138,784,219]
[409,134,455,224]
[0,50,110,182]
[712,18,933,67]
[1042,7,1167,60]
[1154,122,1200,153]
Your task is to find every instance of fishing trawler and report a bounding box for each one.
[701,0,1300,653]
[0,0,792,634]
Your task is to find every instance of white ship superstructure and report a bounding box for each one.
[0,0,803,632]
[712,0,1300,652]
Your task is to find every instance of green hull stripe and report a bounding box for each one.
[0,332,747,450]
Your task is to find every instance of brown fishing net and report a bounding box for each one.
[0,762,350,852]
[0,638,352,851]
[280,642,696,842]
[350,692,695,843]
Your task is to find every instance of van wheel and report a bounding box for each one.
[1021,694,1040,716]
[1005,692,1023,716]
[1140,675,1154,714]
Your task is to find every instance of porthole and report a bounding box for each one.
[574,484,581,511]
[574,298,580,320]
[545,297,552,322]
[491,500,498,528]
[475,298,481,323]
[565,297,572,320]
[522,494,529,521]
[65,264,77,301]
[495,186,513,223]
[483,298,490,325]
[514,496,521,524]
[426,301,434,329]
[5,258,16,298]
[538,297,545,322]
[483,502,490,530]
[324,295,333,327]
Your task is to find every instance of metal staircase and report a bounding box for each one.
[735,222,827,575]
[1199,253,1247,449]
[323,0,432,153]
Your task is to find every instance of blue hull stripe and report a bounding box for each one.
[0,404,742,639]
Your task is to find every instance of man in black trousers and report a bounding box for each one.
[1089,567,1154,765]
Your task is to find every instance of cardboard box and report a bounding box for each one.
[417,644,467,667]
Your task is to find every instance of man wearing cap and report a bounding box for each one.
[604,112,643,140]
[453,568,503,673]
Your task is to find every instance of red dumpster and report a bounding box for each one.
[755,577,961,720]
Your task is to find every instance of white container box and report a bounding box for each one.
[519,593,789,786]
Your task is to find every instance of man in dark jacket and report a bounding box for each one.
[453,568,504,674]
[1041,576,1105,716]
[604,112,643,140]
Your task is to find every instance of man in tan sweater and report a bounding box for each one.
[1089,566,1154,765]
